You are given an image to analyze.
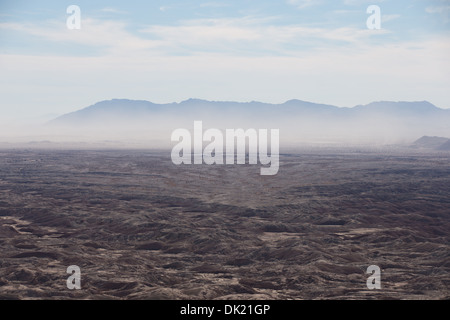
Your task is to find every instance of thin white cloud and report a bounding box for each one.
[0,19,158,55]
[0,16,393,57]
[100,7,128,14]
[139,17,390,55]
[382,14,401,23]
[287,0,318,10]
[200,2,231,8]
[334,9,358,14]
[343,0,385,5]
[425,5,450,14]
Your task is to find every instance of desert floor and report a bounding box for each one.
[0,149,449,299]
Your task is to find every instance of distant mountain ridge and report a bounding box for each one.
[46,99,450,145]
[50,99,449,124]
[49,98,341,125]
[413,136,450,150]
[354,100,440,113]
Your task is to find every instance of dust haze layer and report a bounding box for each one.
[3,99,450,148]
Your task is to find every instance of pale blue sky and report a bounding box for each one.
[0,0,449,122]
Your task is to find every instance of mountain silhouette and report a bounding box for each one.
[413,136,450,149]
[47,99,450,146]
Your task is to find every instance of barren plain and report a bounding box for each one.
[0,149,449,299]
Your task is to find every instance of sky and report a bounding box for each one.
[0,0,449,123]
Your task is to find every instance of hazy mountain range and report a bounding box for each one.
[412,136,450,151]
[43,99,450,147]
[50,99,449,125]
[2,99,449,148]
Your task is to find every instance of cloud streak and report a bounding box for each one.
[1,16,392,57]
[287,0,318,9]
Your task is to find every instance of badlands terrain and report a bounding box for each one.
[0,148,449,299]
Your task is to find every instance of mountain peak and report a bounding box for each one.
[180,98,210,105]
[356,100,438,109]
